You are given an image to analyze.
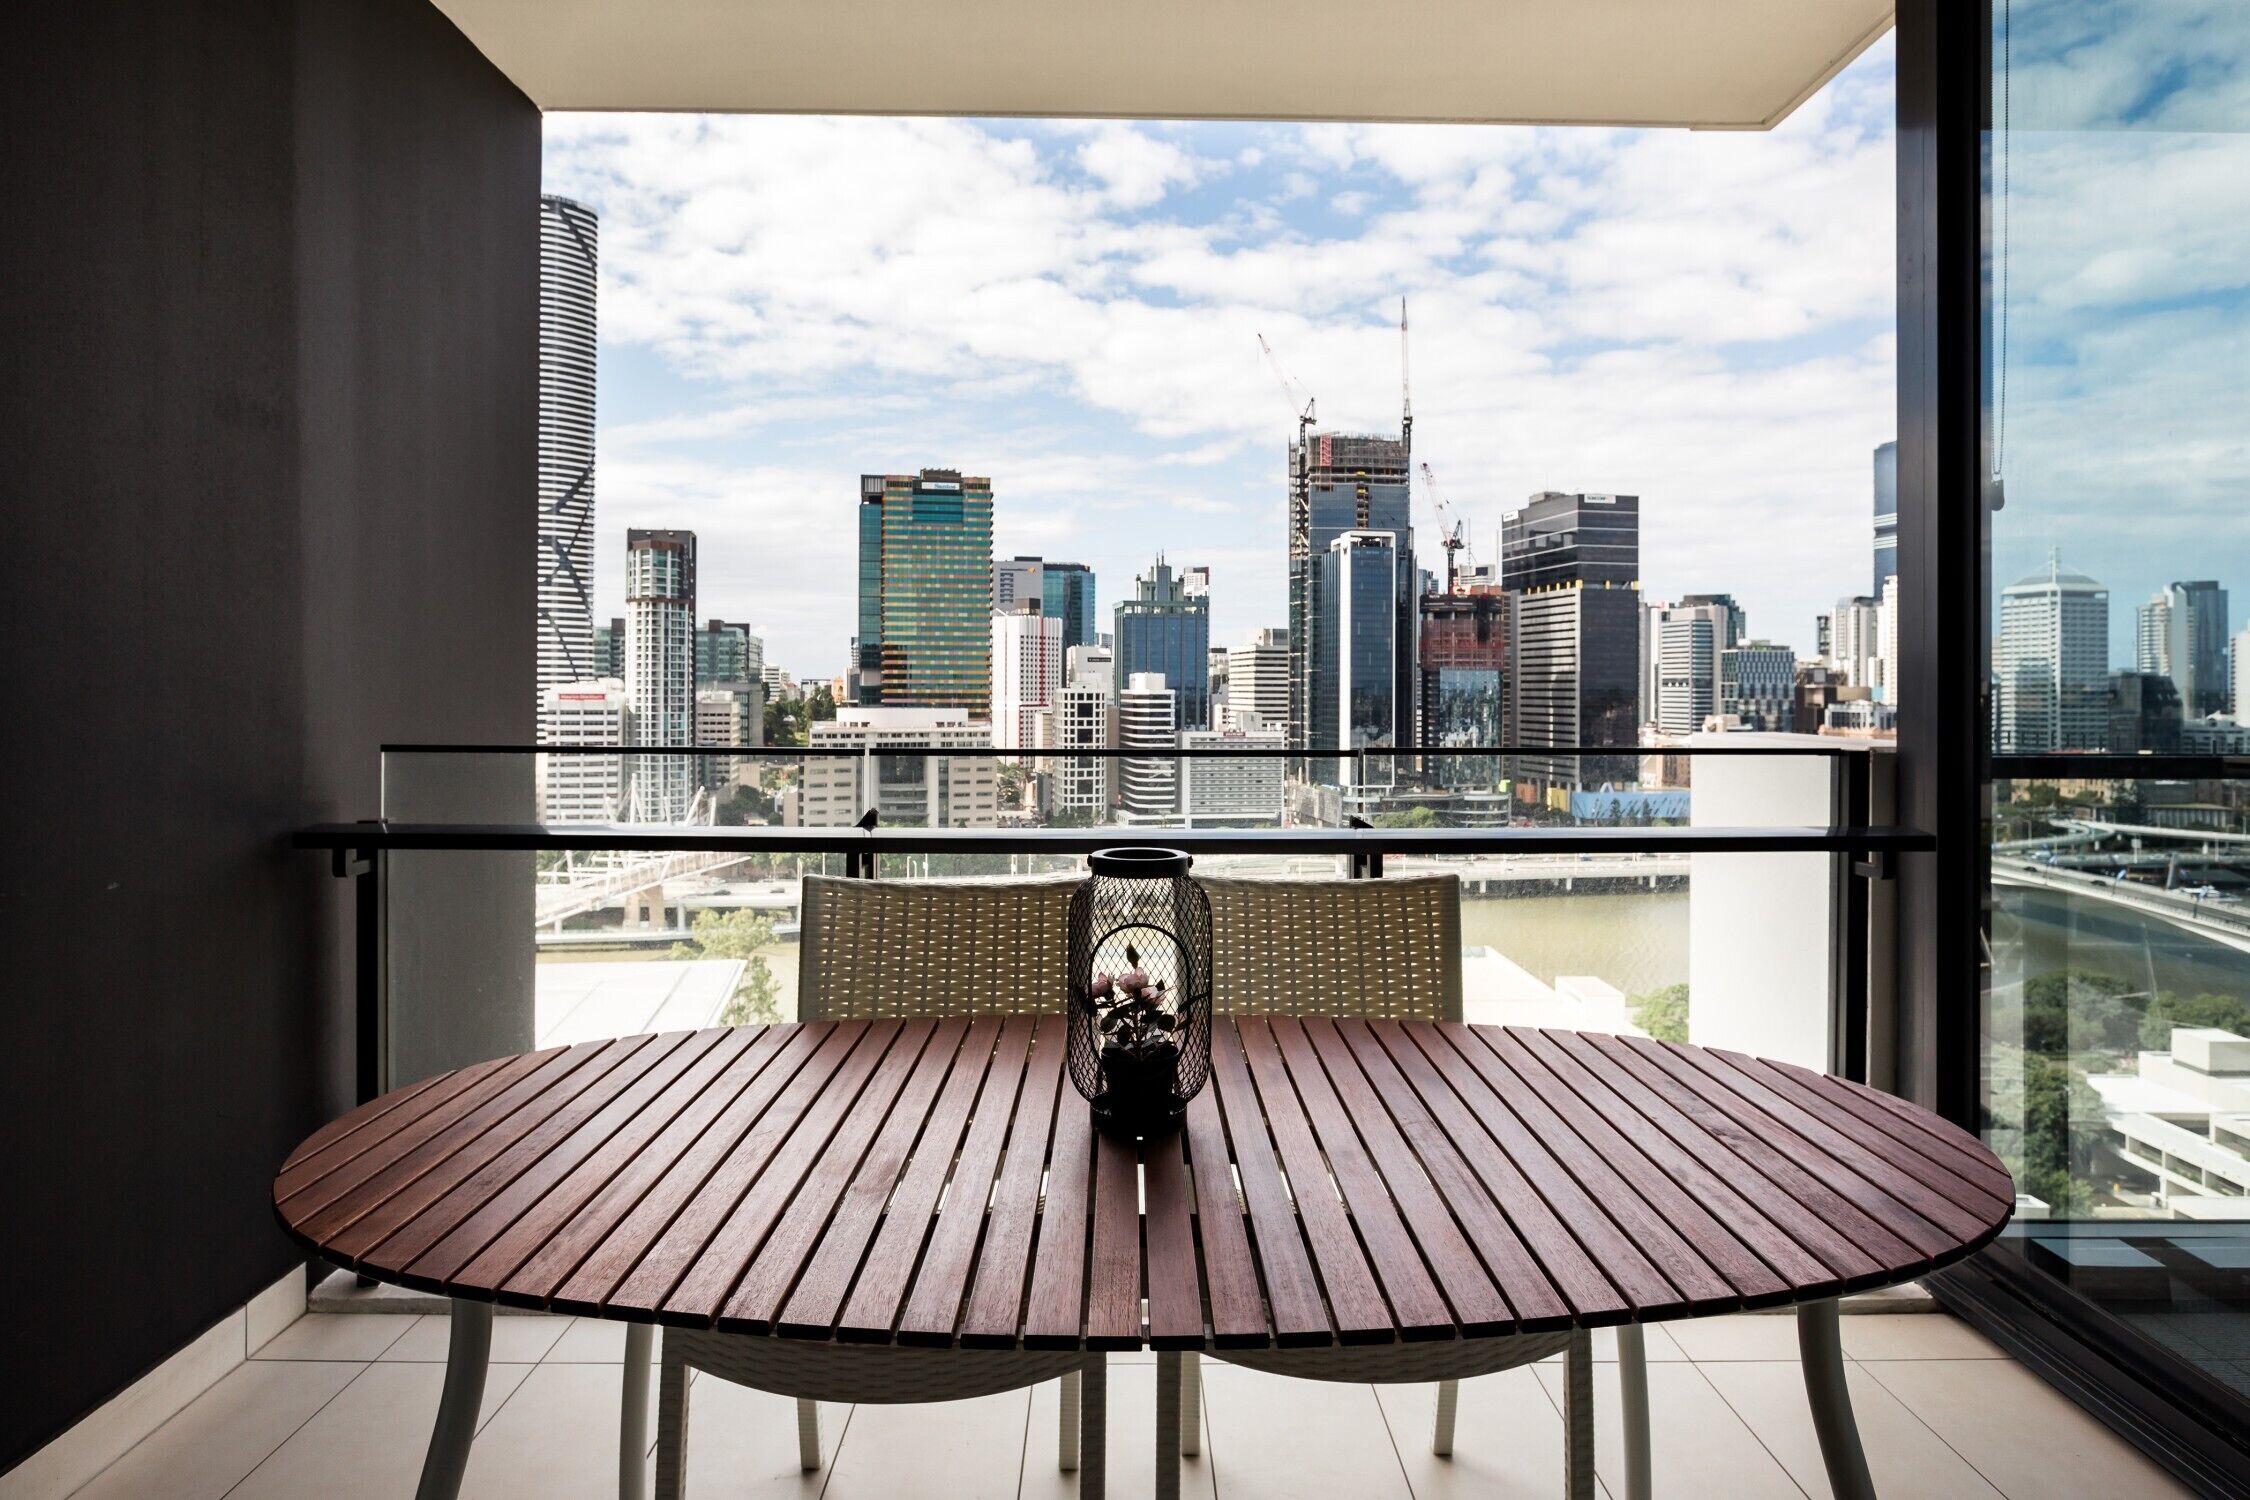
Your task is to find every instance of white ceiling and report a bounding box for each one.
[433,0,1894,129]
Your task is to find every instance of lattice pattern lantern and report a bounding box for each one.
[1066,847,1213,1135]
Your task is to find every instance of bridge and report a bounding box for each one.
[1991,856,2250,956]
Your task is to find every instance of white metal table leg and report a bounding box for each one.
[1616,1324,1651,1500]
[619,1323,651,1500]
[1798,1300,1876,1500]
[414,1298,492,1500]
[1154,1351,1182,1500]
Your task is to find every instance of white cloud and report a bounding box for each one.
[549,48,1918,668]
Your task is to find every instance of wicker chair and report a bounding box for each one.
[647,875,1105,1500]
[1171,874,1651,1500]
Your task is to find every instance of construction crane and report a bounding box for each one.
[1419,461,1474,591]
[1256,332,1316,440]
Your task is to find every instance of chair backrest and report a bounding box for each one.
[797,874,1079,1020]
[1201,874,1463,1022]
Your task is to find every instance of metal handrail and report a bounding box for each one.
[296,821,1933,856]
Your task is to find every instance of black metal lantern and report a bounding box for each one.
[1066,847,1213,1135]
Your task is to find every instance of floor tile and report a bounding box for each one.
[1701,1360,2004,1499]
[547,1317,632,1362]
[228,1362,532,1500]
[819,1387,1032,1500]
[1199,1365,1412,1500]
[662,1376,835,1498]
[70,1361,361,1500]
[1658,1314,1804,1362]
[1840,1313,2006,1361]
[381,1311,572,1363]
[1536,1324,1688,1363]
[1374,1366,1611,1500]
[460,1362,658,1500]
[1534,1357,1804,1499]
[1859,1359,2194,1499]
[1024,1361,1214,1500]
[250,1312,412,1362]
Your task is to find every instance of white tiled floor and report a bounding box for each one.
[62,1310,2195,1499]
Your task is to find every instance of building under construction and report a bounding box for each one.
[1289,428,1417,755]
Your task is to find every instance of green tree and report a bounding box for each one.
[2139,990,2250,1050]
[2017,970,2144,1058]
[2015,1051,2105,1213]
[1628,982,1689,1043]
[670,908,784,1026]
[1373,805,1439,828]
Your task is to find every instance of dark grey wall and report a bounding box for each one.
[0,0,536,1470]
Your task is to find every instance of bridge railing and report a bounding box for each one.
[304,741,1908,1105]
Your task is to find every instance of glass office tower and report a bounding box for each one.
[1113,557,1211,731]
[857,470,995,716]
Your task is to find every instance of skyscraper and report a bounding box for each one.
[1501,491,1640,790]
[1289,426,1414,750]
[1719,641,1796,731]
[624,529,696,820]
[1314,532,1406,790]
[991,602,1063,754]
[995,557,1097,654]
[1830,595,1880,690]
[594,617,624,681]
[2136,580,2230,720]
[1872,440,1898,597]
[1418,589,1507,786]
[695,619,764,688]
[1114,557,1212,731]
[1996,554,2109,753]
[857,470,995,715]
[536,195,599,736]
[541,678,631,822]
[1226,628,1290,733]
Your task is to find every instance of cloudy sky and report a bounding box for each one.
[541,19,2244,681]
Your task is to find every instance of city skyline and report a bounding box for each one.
[539,42,1907,676]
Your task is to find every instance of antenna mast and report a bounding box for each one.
[1399,296,1412,449]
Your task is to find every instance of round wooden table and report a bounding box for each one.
[275,1016,2012,1500]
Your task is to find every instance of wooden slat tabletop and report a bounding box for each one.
[275,1018,2013,1348]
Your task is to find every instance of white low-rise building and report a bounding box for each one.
[794,707,998,828]
[2090,1027,2250,1213]
[1178,726,1285,826]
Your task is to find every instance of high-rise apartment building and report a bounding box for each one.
[1655,598,1740,736]
[1419,590,1507,786]
[1042,644,1114,820]
[1117,672,1180,822]
[1829,595,1880,691]
[1719,641,1796,731]
[536,195,599,736]
[540,679,630,822]
[695,619,764,688]
[991,602,1063,754]
[694,684,761,794]
[1501,491,1640,790]
[625,528,696,821]
[1996,555,2109,753]
[1289,426,1414,750]
[1872,440,1898,597]
[2136,580,2230,720]
[1226,628,1290,733]
[857,470,994,714]
[1114,557,1212,731]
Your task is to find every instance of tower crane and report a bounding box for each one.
[1419,461,1474,591]
[1256,333,1316,442]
